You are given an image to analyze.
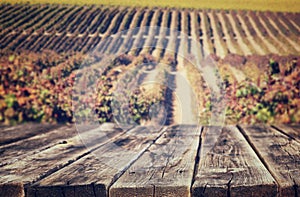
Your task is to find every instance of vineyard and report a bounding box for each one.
[0,4,299,55]
[0,4,300,125]
[1,4,300,197]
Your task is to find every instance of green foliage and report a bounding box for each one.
[269,59,280,75]
[1,51,167,125]
[4,94,16,108]
[0,51,87,124]
[226,58,300,124]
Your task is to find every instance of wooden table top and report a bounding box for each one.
[0,123,299,197]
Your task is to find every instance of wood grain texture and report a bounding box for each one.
[0,123,125,185]
[1,123,299,196]
[273,124,300,143]
[192,126,277,197]
[110,124,201,197]
[239,125,300,197]
[0,123,61,146]
[27,126,165,197]
[0,125,77,167]
[0,183,24,197]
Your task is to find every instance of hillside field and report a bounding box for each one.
[0,4,299,125]
[2,0,300,12]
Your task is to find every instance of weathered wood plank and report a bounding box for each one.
[192,126,277,197]
[110,124,201,197]
[0,123,61,146]
[0,125,76,167]
[273,124,300,143]
[27,126,166,197]
[0,124,99,167]
[0,123,126,186]
[239,125,300,197]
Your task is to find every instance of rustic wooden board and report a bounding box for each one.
[0,125,77,167]
[0,123,61,146]
[239,125,300,197]
[1,123,299,196]
[0,123,126,187]
[192,126,277,197]
[0,124,100,167]
[273,124,300,143]
[110,124,201,197]
[27,126,166,197]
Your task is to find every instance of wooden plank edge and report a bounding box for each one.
[26,184,106,197]
[192,183,227,197]
[0,183,24,197]
[231,184,278,197]
[190,126,204,196]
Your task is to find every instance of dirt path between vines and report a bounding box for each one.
[172,56,198,124]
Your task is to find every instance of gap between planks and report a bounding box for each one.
[1,124,299,196]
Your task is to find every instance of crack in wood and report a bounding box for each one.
[92,183,97,197]
[152,184,156,197]
[191,126,203,195]
[286,164,299,197]
[201,183,208,197]
[226,172,233,197]
[161,146,176,178]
